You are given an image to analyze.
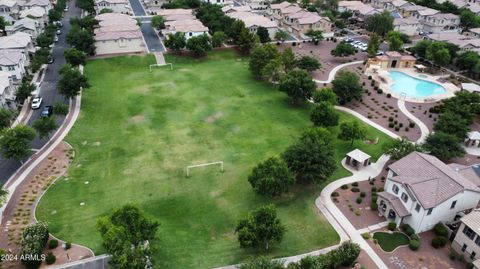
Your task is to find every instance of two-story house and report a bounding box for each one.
[289,12,333,38]
[393,17,422,36]
[0,32,35,63]
[420,13,460,33]
[267,2,301,27]
[377,152,480,233]
[5,17,41,38]
[17,0,51,13]
[452,210,480,262]
[0,0,19,21]
[0,49,27,81]
[0,71,16,108]
[19,6,46,26]
[94,0,131,14]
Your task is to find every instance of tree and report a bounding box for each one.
[433,112,469,142]
[164,32,186,53]
[66,25,95,55]
[426,42,451,67]
[338,121,366,146]
[248,157,295,197]
[331,71,363,104]
[196,4,234,33]
[20,222,49,269]
[460,9,480,29]
[235,204,285,250]
[186,34,212,57]
[282,128,336,183]
[151,15,165,29]
[0,16,5,32]
[48,9,62,22]
[64,48,86,66]
[387,31,404,52]
[382,138,423,160]
[256,26,271,43]
[99,8,113,13]
[331,42,356,57]
[35,32,54,48]
[15,82,36,104]
[313,87,338,105]
[367,33,380,58]
[0,108,13,130]
[456,51,480,71]
[249,44,280,79]
[58,65,90,99]
[261,58,283,83]
[33,116,57,139]
[442,91,480,123]
[0,125,36,161]
[297,55,321,72]
[97,205,159,269]
[424,132,465,161]
[237,28,258,55]
[229,20,247,43]
[411,39,432,59]
[305,29,323,44]
[365,11,393,36]
[274,30,289,42]
[278,69,316,104]
[310,102,339,127]
[76,0,95,12]
[211,31,226,47]
[280,48,296,71]
[238,257,284,269]
[0,187,7,207]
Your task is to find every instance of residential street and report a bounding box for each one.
[0,0,82,185]
[129,0,166,52]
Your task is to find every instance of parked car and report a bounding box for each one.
[345,37,353,43]
[54,35,59,42]
[54,21,62,27]
[376,51,384,55]
[31,97,42,109]
[41,106,53,117]
[47,56,54,64]
[64,6,68,11]
[56,29,61,35]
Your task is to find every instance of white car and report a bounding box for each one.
[31,97,42,109]
[56,29,61,35]
[54,35,59,42]
[64,6,68,11]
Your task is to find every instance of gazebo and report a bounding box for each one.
[345,149,371,169]
[466,131,480,147]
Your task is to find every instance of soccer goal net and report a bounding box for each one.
[186,161,224,177]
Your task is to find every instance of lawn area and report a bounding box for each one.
[373,232,410,252]
[36,50,392,269]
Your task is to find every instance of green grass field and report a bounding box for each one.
[373,232,410,252]
[36,50,391,268]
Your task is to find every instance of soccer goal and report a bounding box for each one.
[186,161,224,177]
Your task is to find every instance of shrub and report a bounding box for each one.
[434,223,448,237]
[388,117,394,122]
[351,187,360,192]
[409,121,415,128]
[378,187,384,192]
[371,195,377,203]
[48,239,58,249]
[352,182,359,187]
[362,232,370,239]
[377,89,383,94]
[395,126,400,131]
[388,122,395,128]
[20,222,49,268]
[53,102,69,115]
[336,241,361,266]
[368,75,372,80]
[371,186,377,192]
[387,93,391,98]
[388,222,396,231]
[399,123,403,128]
[401,224,415,236]
[356,197,362,204]
[65,242,72,249]
[331,191,339,197]
[370,202,378,210]
[46,252,56,265]
[449,249,457,260]
[405,127,409,132]
[410,234,419,241]
[431,236,448,248]
[341,184,348,189]
[409,239,420,251]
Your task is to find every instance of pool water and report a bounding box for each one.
[388,71,446,98]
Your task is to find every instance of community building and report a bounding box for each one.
[94,13,146,56]
[367,51,416,69]
[376,152,480,233]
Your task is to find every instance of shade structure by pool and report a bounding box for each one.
[388,71,446,98]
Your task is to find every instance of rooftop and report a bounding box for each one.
[346,149,371,163]
[461,209,480,232]
[0,49,24,66]
[227,12,277,28]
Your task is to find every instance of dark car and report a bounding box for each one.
[41,106,53,117]
[47,56,54,64]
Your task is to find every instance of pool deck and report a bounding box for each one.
[366,67,459,103]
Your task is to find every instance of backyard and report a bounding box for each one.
[36,50,392,268]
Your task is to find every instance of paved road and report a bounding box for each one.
[0,0,82,185]
[129,0,165,52]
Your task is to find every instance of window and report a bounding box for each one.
[462,243,467,252]
[472,251,476,260]
[415,204,421,212]
[401,192,408,203]
[7,66,14,71]
[475,236,480,246]
[464,226,476,240]
[392,184,399,194]
[427,208,433,215]
[451,200,457,209]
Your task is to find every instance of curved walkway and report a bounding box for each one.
[314,60,364,84]
[397,99,430,144]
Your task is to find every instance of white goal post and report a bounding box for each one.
[186,161,224,177]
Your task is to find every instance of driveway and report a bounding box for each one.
[0,0,82,185]
[129,0,166,52]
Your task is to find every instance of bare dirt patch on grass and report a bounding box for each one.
[204,112,224,123]
[130,114,145,124]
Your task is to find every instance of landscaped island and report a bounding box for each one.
[36,50,391,268]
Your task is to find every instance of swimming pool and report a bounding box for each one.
[388,71,446,98]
